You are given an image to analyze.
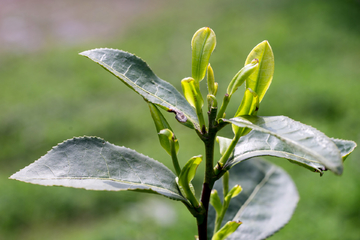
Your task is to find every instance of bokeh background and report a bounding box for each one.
[1,0,360,239]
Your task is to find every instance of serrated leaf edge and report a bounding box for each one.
[10,136,186,201]
[79,48,200,130]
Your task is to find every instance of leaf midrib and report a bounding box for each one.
[84,50,199,129]
[195,31,209,81]
[16,176,183,197]
[232,165,276,221]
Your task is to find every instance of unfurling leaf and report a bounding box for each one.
[245,41,274,103]
[181,77,204,109]
[191,27,216,82]
[227,59,259,96]
[10,137,186,201]
[232,88,259,135]
[207,64,218,96]
[158,129,179,155]
[177,155,202,207]
[210,190,223,214]
[207,94,218,110]
[212,221,242,240]
[148,103,179,155]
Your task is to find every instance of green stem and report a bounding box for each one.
[196,107,206,133]
[216,94,230,120]
[223,171,229,197]
[216,134,241,174]
[170,140,181,176]
[214,195,231,233]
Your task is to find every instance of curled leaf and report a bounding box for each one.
[207,94,218,110]
[159,129,179,155]
[227,59,259,96]
[210,190,223,215]
[148,103,179,155]
[177,155,203,207]
[207,64,217,95]
[181,77,204,110]
[232,88,259,135]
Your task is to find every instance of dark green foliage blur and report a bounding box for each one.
[1,0,359,239]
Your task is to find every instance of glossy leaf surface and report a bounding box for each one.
[208,158,299,240]
[245,41,274,103]
[10,137,185,201]
[224,116,344,175]
[80,49,199,130]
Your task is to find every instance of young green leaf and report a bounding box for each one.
[207,64,217,96]
[148,103,179,155]
[80,49,200,130]
[224,116,348,175]
[177,155,202,207]
[181,77,204,109]
[225,184,242,200]
[210,190,223,214]
[10,137,186,201]
[191,27,216,82]
[245,41,274,103]
[212,221,242,240]
[226,59,259,96]
[159,129,182,176]
[234,88,259,117]
[181,77,206,130]
[207,94,218,111]
[232,88,259,135]
[208,158,299,240]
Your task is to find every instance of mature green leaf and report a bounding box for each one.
[208,158,299,240]
[80,49,199,130]
[10,137,185,201]
[245,41,274,103]
[331,138,357,161]
[218,134,356,176]
[224,116,344,175]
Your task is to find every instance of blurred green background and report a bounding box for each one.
[1,0,360,239]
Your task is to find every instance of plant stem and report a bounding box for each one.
[216,94,230,120]
[216,134,241,173]
[197,108,218,240]
[170,140,181,176]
